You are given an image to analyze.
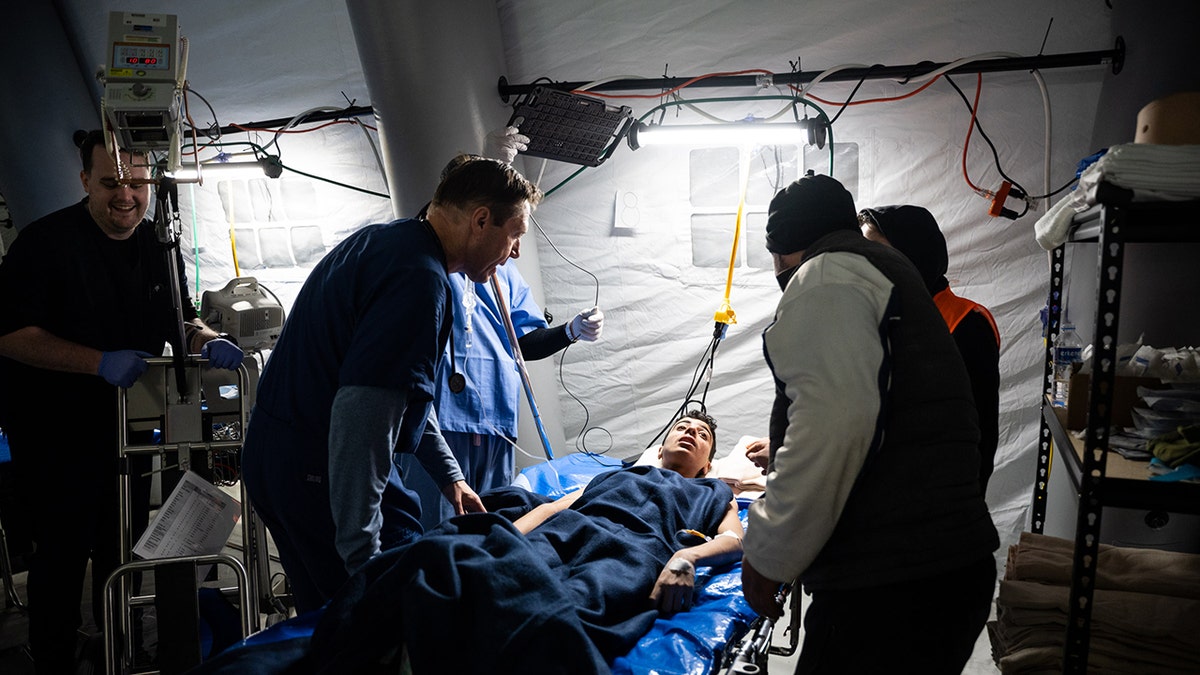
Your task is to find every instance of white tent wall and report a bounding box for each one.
[4,0,1189,579]
[492,0,1114,557]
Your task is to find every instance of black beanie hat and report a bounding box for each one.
[859,205,949,294]
[764,174,859,255]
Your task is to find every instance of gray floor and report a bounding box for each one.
[0,549,282,674]
[0,481,288,674]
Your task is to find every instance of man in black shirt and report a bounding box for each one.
[0,130,243,673]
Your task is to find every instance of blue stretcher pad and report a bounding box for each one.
[199,455,757,675]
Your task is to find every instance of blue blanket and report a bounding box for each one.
[309,465,734,673]
[195,465,739,674]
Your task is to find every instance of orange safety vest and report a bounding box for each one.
[934,287,1000,347]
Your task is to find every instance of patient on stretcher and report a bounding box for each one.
[197,410,746,674]
[514,410,744,614]
[309,410,742,673]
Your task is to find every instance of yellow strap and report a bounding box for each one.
[228,196,241,277]
[714,155,751,325]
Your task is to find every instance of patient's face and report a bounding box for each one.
[659,418,714,478]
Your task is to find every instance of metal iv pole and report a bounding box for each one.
[490,274,556,461]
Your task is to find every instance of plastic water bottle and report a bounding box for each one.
[1052,323,1084,407]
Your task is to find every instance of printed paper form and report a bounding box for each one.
[134,469,241,560]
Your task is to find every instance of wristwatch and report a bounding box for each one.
[216,332,239,346]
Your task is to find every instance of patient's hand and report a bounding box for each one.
[650,556,696,614]
[745,437,770,475]
[442,480,486,516]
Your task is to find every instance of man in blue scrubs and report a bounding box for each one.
[241,156,542,612]
[398,260,603,529]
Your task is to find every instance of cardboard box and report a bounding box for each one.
[1065,373,1166,431]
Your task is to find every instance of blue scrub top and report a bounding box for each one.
[254,218,452,462]
[436,262,547,437]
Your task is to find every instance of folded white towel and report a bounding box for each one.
[1034,194,1080,250]
[1084,144,1200,198]
[1034,144,1200,249]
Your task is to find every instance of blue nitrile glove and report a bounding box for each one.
[98,350,153,388]
[201,338,244,370]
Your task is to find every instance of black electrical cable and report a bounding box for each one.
[942,74,1031,217]
[826,64,884,126]
[182,86,222,142]
[528,212,608,459]
[758,145,788,192]
[643,335,721,451]
[275,160,389,199]
[533,208,721,457]
[529,213,599,307]
[943,72,1078,207]
[556,342,615,463]
[1040,175,1080,200]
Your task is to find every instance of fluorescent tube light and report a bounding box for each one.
[168,156,282,182]
[628,121,818,149]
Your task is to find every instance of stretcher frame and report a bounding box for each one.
[105,356,269,673]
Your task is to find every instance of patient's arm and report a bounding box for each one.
[650,500,744,614]
[513,489,583,534]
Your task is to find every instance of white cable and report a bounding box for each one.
[668,93,798,124]
[259,105,344,156]
[921,52,1053,212]
[496,431,543,463]
[176,36,190,89]
[573,75,646,92]
[172,37,189,174]
[1031,68,1052,212]
[352,118,388,188]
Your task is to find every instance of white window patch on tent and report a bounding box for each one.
[233,227,260,269]
[290,226,326,266]
[690,213,740,268]
[687,144,803,269]
[805,142,861,203]
[258,227,294,268]
[688,147,740,207]
[746,145,800,204]
[210,178,331,271]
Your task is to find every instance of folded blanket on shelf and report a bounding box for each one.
[994,642,1179,675]
[989,533,1200,673]
[995,579,1200,665]
[1005,532,1200,599]
[1034,144,1200,249]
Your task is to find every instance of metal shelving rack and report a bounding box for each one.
[1031,191,1200,673]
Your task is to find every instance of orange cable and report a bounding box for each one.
[795,74,942,107]
[961,72,986,194]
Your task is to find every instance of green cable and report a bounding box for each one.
[189,183,201,310]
